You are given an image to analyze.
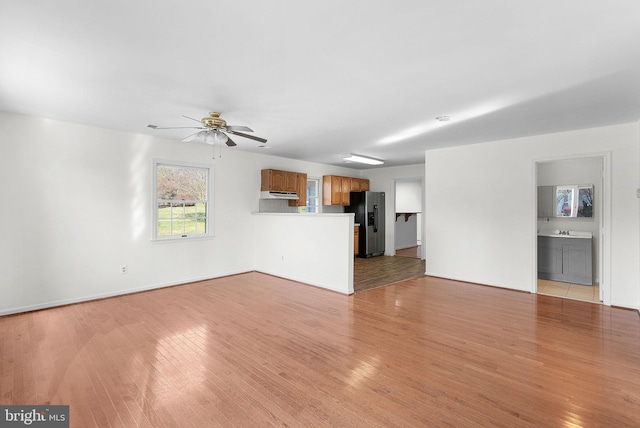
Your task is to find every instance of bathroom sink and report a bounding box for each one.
[538,230,593,238]
[566,231,593,238]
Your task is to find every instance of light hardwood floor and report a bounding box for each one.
[1,272,639,427]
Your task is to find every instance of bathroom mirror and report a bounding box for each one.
[555,184,593,218]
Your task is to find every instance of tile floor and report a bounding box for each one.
[537,279,600,302]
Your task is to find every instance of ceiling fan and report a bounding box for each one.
[147,112,267,147]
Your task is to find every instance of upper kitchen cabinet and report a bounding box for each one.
[350,178,370,192]
[288,172,308,207]
[323,175,346,205]
[261,169,298,193]
[261,169,307,207]
[322,175,370,206]
[360,178,370,191]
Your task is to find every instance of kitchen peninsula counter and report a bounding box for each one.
[252,212,355,294]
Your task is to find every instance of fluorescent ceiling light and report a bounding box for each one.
[344,154,384,165]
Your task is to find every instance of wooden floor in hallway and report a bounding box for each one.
[1,272,639,427]
[354,254,425,292]
[395,245,422,258]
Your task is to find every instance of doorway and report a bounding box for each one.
[535,155,609,304]
[353,177,426,292]
[394,178,424,260]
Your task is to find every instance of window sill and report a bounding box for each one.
[151,235,215,244]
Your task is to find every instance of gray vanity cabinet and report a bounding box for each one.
[537,237,563,275]
[537,236,593,285]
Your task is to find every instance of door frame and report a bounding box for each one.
[393,177,425,260]
[532,152,611,305]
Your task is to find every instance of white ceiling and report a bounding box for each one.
[2,1,640,169]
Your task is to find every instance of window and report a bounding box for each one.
[154,160,211,240]
[555,184,593,218]
[306,178,319,213]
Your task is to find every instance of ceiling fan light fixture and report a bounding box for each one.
[211,130,228,144]
[343,154,384,165]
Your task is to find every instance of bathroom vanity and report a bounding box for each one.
[537,232,593,286]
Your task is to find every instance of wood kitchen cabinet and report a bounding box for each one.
[288,172,308,207]
[261,169,297,193]
[322,175,370,206]
[350,178,370,192]
[262,169,307,207]
[537,236,593,285]
[354,225,359,255]
[340,177,351,205]
[323,175,344,205]
[284,172,297,193]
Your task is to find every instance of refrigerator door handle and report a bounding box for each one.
[373,204,378,232]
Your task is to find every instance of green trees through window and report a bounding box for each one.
[155,162,210,239]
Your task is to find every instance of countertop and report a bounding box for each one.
[538,230,592,239]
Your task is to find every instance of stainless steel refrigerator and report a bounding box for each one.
[346,191,385,258]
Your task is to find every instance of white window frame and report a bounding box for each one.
[153,159,213,241]
[306,177,320,213]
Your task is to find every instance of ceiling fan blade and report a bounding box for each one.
[183,130,208,142]
[148,124,204,130]
[225,136,237,147]
[182,115,203,124]
[227,130,267,143]
[226,125,253,132]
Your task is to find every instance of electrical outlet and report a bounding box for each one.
[120,265,128,274]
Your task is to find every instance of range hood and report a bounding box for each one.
[260,191,299,200]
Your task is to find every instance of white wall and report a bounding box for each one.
[395,214,418,249]
[253,213,354,294]
[424,122,640,309]
[362,164,425,257]
[0,112,361,315]
[396,181,422,212]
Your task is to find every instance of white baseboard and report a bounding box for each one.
[424,271,531,293]
[0,270,251,317]
[255,269,352,295]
